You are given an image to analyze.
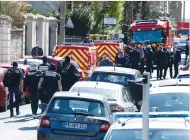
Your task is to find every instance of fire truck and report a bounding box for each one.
[129,19,172,48]
[176,22,190,38]
[93,40,124,63]
[53,43,98,79]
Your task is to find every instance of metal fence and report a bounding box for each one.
[65,35,84,43]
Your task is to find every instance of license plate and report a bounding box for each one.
[64,122,87,129]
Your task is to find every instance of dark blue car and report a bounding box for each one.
[37,91,114,140]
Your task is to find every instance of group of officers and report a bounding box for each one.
[5,56,80,118]
[99,42,182,80]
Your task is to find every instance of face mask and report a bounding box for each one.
[105,57,109,60]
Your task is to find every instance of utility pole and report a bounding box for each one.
[58,1,66,45]
[183,1,185,21]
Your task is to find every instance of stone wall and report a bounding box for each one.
[10,28,24,61]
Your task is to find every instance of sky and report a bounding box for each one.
[184,1,190,21]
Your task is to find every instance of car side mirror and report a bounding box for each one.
[39,103,47,110]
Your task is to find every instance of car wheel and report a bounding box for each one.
[25,96,30,104]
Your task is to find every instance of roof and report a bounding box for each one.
[158,79,190,87]
[71,81,123,90]
[53,91,107,102]
[150,86,190,94]
[93,66,139,75]
[111,118,189,130]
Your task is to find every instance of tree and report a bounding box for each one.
[65,4,94,36]
[0,1,27,26]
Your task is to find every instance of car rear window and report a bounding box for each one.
[71,87,119,101]
[108,129,189,140]
[90,72,134,87]
[177,74,190,79]
[48,98,105,117]
[149,93,189,112]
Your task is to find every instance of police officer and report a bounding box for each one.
[138,44,145,74]
[57,56,80,91]
[145,45,154,78]
[38,64,62,104]
[115,50,126,67]
[156,46,167,80]
[38,56,50,72]
[173,46,181,78]
[99,53,113,66]
[184,36,189,65]
[24,64,42,118]
[163,48,170,79]
[130,45,140,70]
[5,62,24,117]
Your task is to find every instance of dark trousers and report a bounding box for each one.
[30,91,39,115]
[184,54,189,65]
[164,64,173,78]
[140,58,145,74]
[174,62,179,77]
[8,87,20,115]
[157,66,163,79]
[146,65,152,78]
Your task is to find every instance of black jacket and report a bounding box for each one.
[31,47,43,57]
[99,59,113,67]
[156,50,167,67]
[174,49,181,64]
[145,49,154,67]
[130,50,140,66]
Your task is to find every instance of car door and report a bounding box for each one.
[122,88,136,112]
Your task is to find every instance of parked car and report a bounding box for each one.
[0,63,30,104]
[38,91,114,140]
[90,66,142,88]
[70,81,137,112]
[16,58,43,69]
[0,68,8,112]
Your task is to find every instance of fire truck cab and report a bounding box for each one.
[129,19,171,48]
[53,43,98,79]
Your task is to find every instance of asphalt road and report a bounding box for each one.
[0,54,187,140]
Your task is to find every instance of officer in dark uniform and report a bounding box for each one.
[6,62,24,117]
[163,48,170,79]
[145,45,154,78]
[38,56,50,72]
[156,46,167,80]
[173,46,181,78]
[115,50,126,67]
[38,64,62,104]
[130,45,140,70]
[24,65,42,118]
[57,56,80,91]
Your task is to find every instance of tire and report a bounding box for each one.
[25,96,30,104]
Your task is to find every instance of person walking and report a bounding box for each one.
[24,65,43,118]
[145,45,154,78]
[130,46,140,70]
[3,62,24,117]
[38,64,62,104]
[31,41,43,58]
[184,36,189,65]
[99,53,113,66]
[163,48,173,79]
[38,56,50,72]
[137,44,145,74]
[115,50,127,67]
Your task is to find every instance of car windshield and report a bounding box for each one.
[48,98,105,117]
[132,30,162,43]
[179,39,187,44]
[71,87,119,100]
[108,129,189,140]
[149,93,189,112]
[90,72,134,88]
[177,75,190,79]
[177,29,190,36]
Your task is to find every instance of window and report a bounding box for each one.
[108,129,190,140]
[176,74,190,79]
[48,98,105,117]
[122,88,129,102]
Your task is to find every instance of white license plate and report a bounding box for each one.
[65,122,87,129]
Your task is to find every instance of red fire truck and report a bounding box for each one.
[176,22,190,38]
[129,19,172,48]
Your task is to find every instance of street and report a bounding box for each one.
[0,54,187,140]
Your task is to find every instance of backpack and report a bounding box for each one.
[3,68,13,87]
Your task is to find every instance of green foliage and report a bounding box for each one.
[65,4,94,36]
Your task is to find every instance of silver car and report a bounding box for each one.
[178,38,188,52]
[70,81,138,112]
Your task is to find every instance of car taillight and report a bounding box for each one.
[111,105,124,112]
[99,122,110,132]
[40,116,50,127]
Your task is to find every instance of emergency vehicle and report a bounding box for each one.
[89,34,110,41]
[53,43,98,79]
[129,19,172,48]
[176,22,190,38]
[94,40,124,63]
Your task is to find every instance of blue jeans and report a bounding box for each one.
[8,87,20,115]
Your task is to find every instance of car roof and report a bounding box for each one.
[159,79,190,87]
[93,67,139,75]
[72,81,123,90]
[37,56,63,60]
[177,71,190,75]
[17,59,43,63]
[111,118,189,130]
[53,91,107,102]
[150,86,190,94]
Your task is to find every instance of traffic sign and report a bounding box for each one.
[65,17,74,28]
